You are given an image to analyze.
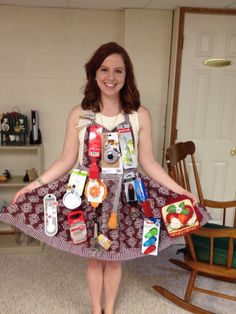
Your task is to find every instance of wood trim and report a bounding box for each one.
[170,7,236,144]
[181,7,236,15]
[170,8,185,144]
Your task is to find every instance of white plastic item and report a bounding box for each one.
[63,191,81,209]
[43,194,58,236]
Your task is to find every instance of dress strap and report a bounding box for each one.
[124,113,130,124]
[123,113,136,148]
[76,110,96,131]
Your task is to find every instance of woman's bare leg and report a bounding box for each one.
[87,258,104,314]
[103,261,122,314]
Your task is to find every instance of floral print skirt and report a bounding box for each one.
[0,167,211,261]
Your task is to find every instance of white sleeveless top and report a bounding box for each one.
[77,112,139,166]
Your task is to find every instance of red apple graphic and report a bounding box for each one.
[185,205,193,216]
[166,213,182,229]
[177,204,195,225]
[177,213,190,225]
[166,203,196,229]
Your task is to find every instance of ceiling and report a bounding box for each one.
[0,0,236,10]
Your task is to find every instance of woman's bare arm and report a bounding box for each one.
[12,105,82,203]
[138,106,197,205]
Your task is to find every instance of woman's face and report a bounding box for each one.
[95,53,126,98]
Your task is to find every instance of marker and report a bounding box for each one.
[143,236,157,246]
[145,227,158,238]
[144,245,156,255]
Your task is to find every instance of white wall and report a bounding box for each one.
[0,5,172,182]
[124,9,172,162]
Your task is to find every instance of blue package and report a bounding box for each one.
[134,177,147,202]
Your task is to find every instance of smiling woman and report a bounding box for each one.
[82,42,140,114]
[95,54,126,102]
[0,42,210,314]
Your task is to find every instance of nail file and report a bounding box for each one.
[90,222,100,252]
[43,194,58,236]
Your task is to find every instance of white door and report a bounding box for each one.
[177,13,236,226]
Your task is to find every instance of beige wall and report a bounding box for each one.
[124,9,172,162]
[0,5,172,181]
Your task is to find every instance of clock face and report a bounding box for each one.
[2,123,9,131]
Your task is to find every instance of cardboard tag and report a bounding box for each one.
[63,169,87,210]
[101,132,123,174]
[66,169,88,196]
[118,124,138,169]
[84,179,107,208]
[68,210,87,244]
[88,125,102,158]
[142,218,161,256]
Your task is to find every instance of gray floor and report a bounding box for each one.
[0,244,235,314]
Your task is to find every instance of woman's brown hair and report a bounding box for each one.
[81,42,140,114]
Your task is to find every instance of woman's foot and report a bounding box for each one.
[92,310,102,314]
[103,307,114,314]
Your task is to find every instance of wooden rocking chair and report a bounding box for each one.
[153,141,236,314]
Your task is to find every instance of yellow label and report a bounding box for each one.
[98,234,111,250]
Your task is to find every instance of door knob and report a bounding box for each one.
[231,146,236,156]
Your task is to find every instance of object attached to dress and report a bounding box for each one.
[0,110,211,261]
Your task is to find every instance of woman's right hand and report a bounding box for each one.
[12,180,40,204]
[12,186,32,204]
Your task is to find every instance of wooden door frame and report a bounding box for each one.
[170,7,236,145]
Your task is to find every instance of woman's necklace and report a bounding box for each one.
[99,112,121,130]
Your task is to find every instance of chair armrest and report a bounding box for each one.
[203,199,236,209]
[194,226,236,238]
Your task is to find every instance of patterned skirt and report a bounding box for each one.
[0,169,211,261]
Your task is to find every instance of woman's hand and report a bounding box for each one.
[12,180,40,204]
[12,186,32,204]
[181,189,198,206]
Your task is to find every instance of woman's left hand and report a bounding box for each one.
[182,189,198,206]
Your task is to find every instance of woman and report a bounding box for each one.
[0,42,210,314]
